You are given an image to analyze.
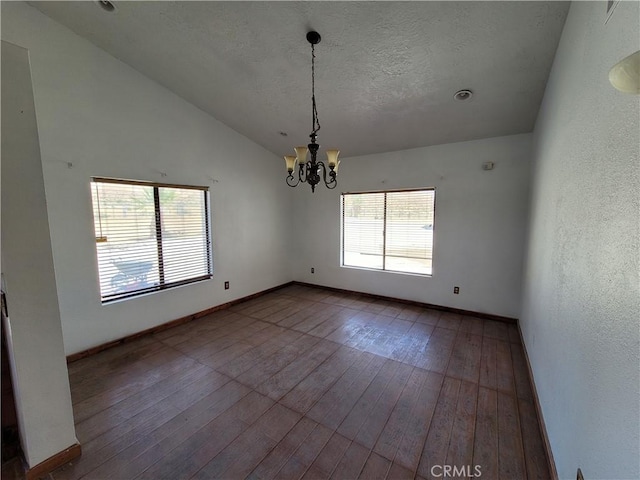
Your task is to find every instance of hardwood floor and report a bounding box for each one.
[50,284,549,480]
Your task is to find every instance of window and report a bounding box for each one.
[341,189,435,275]
[91,178,212,302]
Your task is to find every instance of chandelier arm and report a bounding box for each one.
[317,161,337,189]
[286,171,300,187]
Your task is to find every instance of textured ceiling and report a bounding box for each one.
[29,1,569,158]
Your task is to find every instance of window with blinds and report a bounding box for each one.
[91,178,212,302]
[342,189,435,275]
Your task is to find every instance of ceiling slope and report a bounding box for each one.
[29,1,569,157]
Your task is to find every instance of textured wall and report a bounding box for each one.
[1,3,292,355]
[291,134,532,319]
[521,2,640,479]
[1,41,77,468]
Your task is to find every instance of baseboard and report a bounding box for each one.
[66,281,294,363]
[292,281,518,324]
[517,323,558,480]
[25,443,81,480]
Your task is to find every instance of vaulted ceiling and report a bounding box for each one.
[29,1,570,158]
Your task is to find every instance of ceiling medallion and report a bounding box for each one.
[283,31,340,192]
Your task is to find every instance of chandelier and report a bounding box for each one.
[284,31,340,192]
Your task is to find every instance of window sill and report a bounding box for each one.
[101,275,213,305]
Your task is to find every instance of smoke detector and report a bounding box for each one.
[97,1,115,12]
[454,89,473,101]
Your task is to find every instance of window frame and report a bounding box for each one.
[91,177,213,303]
[340,187,436,277]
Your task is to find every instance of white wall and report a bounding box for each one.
[1,41,78,468]
[521,2,640,479]
[1,2,292,355]
[291,134,532,318]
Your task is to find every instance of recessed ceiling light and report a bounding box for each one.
[454,89,473,101]
[96,1,116,13]
[279,131,288,137]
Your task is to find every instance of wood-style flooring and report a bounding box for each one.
[51,284,549,480]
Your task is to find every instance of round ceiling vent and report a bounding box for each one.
[454,89,473,101]
[97,1,116,12]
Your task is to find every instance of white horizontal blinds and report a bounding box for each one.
[158,187,211,285]
[92,181,161,300]
[385,190,434,275]
[342,192,385,270]
[91,179,211,302]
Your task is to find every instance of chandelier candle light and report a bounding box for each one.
[284,31,340,192]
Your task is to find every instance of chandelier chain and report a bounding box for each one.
[311,43,320,136]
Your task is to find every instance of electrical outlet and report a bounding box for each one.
[482,161,495,171]
[311,267,315,274]
[453,286,460,294]
[224,281,229,290]
[577,468,584,480]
